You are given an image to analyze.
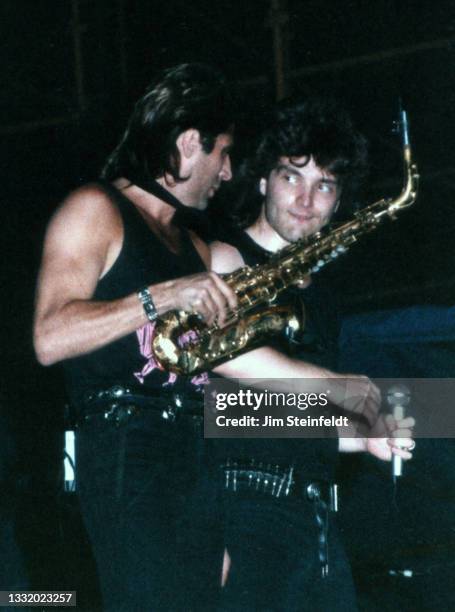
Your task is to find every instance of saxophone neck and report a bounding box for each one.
[397,109,419,209]
[387,151,419,215]
[379,108,419,217]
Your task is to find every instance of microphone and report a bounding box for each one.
[386,384,411,480]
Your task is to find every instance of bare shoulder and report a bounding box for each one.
[210,240,245,274]
[41,182,124,282]
[45,183,122,250]
[51,183,121,231]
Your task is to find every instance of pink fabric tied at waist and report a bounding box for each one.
[134,322,209,387]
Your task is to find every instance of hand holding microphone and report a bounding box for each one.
[386,384,415,480]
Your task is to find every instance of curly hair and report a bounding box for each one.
[233,97,368,227]
[102,63,235,183]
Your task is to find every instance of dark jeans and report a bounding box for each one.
[76,410,222,612]
[219,489,358,612]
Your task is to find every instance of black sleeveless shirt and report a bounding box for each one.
[222,228,340,369]
[210,228,339,479]
[63,181,207,405]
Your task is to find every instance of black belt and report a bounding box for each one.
[76,384,204,426]
[221,460,338,578]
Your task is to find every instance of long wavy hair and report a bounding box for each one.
[102,63,235,183]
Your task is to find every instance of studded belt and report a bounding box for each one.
[221,460,338,508]
[221,459,338,577]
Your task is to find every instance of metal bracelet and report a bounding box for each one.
[138,287,158,323]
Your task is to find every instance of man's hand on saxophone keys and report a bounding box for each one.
[152,271,237,328]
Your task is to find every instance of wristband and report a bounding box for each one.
[137,287,158,323]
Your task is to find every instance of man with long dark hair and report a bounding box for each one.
[34,63,238,611]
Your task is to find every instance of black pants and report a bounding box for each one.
[76,409,222,611]
[219,487,358,612]
[219,468,357,612]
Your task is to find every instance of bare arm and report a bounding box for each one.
[34,187,236,366]
[210,239,246,274]
[211,240,416,463]
[210,240,358,380]
[215,345,412,463]
[210,239,385,448]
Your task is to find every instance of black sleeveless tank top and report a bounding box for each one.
[222,228,339,369]
[64,181,207,405]
[210,228,339,479]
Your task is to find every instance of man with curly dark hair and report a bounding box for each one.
[210,99,413,611]
[218,97,368,238]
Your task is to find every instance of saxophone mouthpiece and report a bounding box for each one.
[400,108,410,148]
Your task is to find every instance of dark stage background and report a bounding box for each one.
[1,1,454,610]
[338,308,455,612]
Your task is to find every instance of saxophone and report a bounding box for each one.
[152,110,419,374]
